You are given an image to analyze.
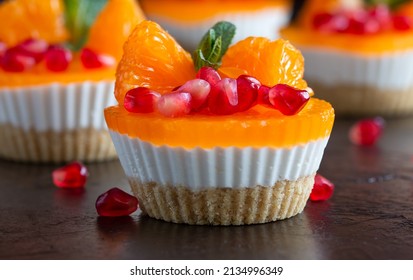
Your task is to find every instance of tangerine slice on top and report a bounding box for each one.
[0,0,68,46]
[105,20,335,149]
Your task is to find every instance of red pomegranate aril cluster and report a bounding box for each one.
[124,66,310,117]
[96,187,139,217]
[0,38,115,72]
[52,161,88,188]
[310,174,335,202]
[349,117,385,146]
[312,5,413,34]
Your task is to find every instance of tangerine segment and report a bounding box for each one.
[115,21,196,105]
[140,0,289,21]
[221,37,307,89]
[86,0,146,61]
[105,98,334,149]
[0,0,68,46]
[281,26,413,53]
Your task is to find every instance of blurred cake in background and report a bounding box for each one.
[140,0,292,51]
[281,0,413,117]
[0,0,144,163]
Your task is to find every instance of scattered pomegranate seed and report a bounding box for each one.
[349,117,384,146]
[1,49,36,72]
[96,187,138,217]
[236,75,260,112]
[15,38,49,62]
[196,66,221,86]
[80,48,115,69]
[52,161,88,188]
[175,79,211,111]
[392,15,413,31]
[269,84,310,115]
[157,92,192,117]
[208,78,238,115]
[124,87,161,113]
[310,174,335,202]
[44,46,72,72]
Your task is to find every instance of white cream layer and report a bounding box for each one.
[0,81,116,132]
[110,131,329,189]
[147,8,289,51]
[301,48,413,90]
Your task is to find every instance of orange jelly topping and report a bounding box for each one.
[0,61,115,88]
[104,98,334,149]
[140,0,289,21]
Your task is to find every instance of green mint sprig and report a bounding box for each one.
[193,21,236,71]
[364,0,410,9]
[63,0,108,51]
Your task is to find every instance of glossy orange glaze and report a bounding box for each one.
[0,59,115,88]
[105,98,334,149]
[281,26,413,53]
[140,0,289,21]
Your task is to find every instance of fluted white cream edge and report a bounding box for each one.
[0,81,116,131]
[301,47,413,90]
[110,130,329,189]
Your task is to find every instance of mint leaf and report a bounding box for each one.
[63,0,108,51]
[193,21,236,71]
[364,0,409,9]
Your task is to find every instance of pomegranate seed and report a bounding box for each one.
[236,75,260,112]
[349,117,384,146]
[80,48,115,69]
[157,92,192,117]
[369,4,391,28]
[52,161,88,188]
[348,16,381,34]
[392,15,413,31]
[1,49,36,72]
[124,87,161,113]
[196,66,221,86]
[15,38,49,62]
[258,85,272,107]
[310,174,335,202]
[0,42,6,56]
[208,78,238,115]
[96,187,138,217]
[312,12,334,30]
[333,13,351,33]
[44,46,72,72]
[175,79,211,111]
[269,84,310,115]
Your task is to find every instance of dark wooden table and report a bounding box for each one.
[1,118,413,260]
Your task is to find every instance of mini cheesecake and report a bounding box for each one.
[281,1,413,116]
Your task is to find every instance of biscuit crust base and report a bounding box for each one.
[311,82,413,117]
[130,174,315,226]
[0,124,117,163]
